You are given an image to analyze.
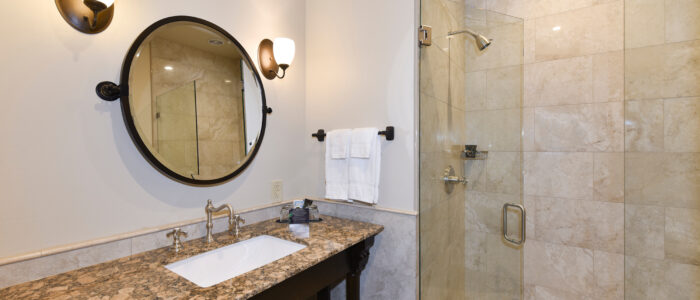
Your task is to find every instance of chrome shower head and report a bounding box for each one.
[448,28,493,51]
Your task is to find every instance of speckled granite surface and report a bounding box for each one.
[0,216,383,299]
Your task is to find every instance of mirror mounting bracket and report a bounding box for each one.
[265,106,273,114]
[95,81,121,101]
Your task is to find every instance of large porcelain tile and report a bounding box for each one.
[664,261,700,299]
[664,40,700,98]
[594,153,624,203]
[534,102,624,152]
[466,108,521,152]
[524,20,536,64]
[524,152,593,200]
[466,191,522,236]
[665,207,700,266]
[533,197,624,253]
[534,2,623,61]
[525,284,587,300]
[486,65,522,110]
[593,250,624,299]
[625,99,664,152]
[624,0,665,49]
[465,71,487,111]
[626,152,700,209]
[522,107,535,151]
[525,0,597,19]
[593,51,624,102]
[420,45,450,103]
[524,55,593,107]
[485,151,522,194]
[524,240,595,296]
[625,204,665,259]
[625,256,668,299]
[487,0,526,19]
[665,97,700,152]
[624,45,665,100]
[665,0,700,43]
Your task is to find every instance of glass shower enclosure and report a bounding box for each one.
[419,1,524,299]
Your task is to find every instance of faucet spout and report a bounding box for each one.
[205,199,233,244]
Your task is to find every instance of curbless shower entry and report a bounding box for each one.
[418,0,525,299]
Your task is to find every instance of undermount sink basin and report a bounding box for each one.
[165,235,307,287]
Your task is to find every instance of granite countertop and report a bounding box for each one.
[0,216,383,299]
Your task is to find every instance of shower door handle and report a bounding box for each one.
[502,203,526,245]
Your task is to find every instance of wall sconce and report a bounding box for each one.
[55,0,115,34]
[258,38,295,80]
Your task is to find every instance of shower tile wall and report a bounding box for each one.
[485,0,626,299]
[624,0,700,298]
[420,0,468,298]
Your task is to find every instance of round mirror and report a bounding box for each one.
[120,16,267,185]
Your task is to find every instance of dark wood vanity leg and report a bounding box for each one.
[346,236,375,300]
[317,287,331,300]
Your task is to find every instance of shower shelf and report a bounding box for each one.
[461,145,488,160]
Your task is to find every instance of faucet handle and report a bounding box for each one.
[166,228,188,253]
[230,214,246,237]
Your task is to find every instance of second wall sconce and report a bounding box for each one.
[55,0,115,34]
[258,38,295,80]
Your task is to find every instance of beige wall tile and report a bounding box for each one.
[465,71,487,111]
[486,65,523,110]
[525,0,594,19]
[594,153,624,203]
[593,51,624,102]
[664,261,700,299]
[625,0,665,49]
[524,20,536,64]
[665,97,700,152]
[594,250,624,299]
[534,2,623,61]
[466,109,521,151]
[524,152,594,199]
[625,99,665,152]
[524,240,595,296]
[534,102,624,152]
[466,22,524,71]
[665,0,700,43]
[487,0,525,18]
[465,191,521,235]
[420,45,450,103]
[664,40,700,98]
[625,45,665,100]
[665,207,700,266]
[485,151,522,194]
[533,197,624,253]
[625,256,668,299]
[626,152,700,209]
[522,107,535,151]
[625,204,665,259]
[524,56,593,107]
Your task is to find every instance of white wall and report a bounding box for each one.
[305,0,418,212]
[0,0,307,258]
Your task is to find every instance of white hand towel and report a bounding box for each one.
[325,129,351,200]
[348,128,381,204]
[350,127,377,158]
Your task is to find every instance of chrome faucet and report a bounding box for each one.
[204,199,246,243]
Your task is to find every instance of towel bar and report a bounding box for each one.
[312,126,394,142]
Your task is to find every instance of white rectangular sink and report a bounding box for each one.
[165,235,306,287]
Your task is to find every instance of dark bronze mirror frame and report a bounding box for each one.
[98,16,271,186]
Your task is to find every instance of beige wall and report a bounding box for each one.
[623,0,700,298]
[0,0,307,259]
[304,0,418,213]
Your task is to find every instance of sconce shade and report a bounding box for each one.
[97,0,115,6]
[55,0,114,34]
[272,38,295,66]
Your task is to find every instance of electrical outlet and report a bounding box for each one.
[271,180,283,202]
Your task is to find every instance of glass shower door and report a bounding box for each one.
[419,0,525,299]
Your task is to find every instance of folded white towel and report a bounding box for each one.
[348,128,381,204]
[325,129,351,200]
[350,127,377,158]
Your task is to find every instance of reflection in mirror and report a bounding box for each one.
[128,21,264,182]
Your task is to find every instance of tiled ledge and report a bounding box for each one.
[0,198,417,290]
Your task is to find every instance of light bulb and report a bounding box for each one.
[273,38,295,66]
